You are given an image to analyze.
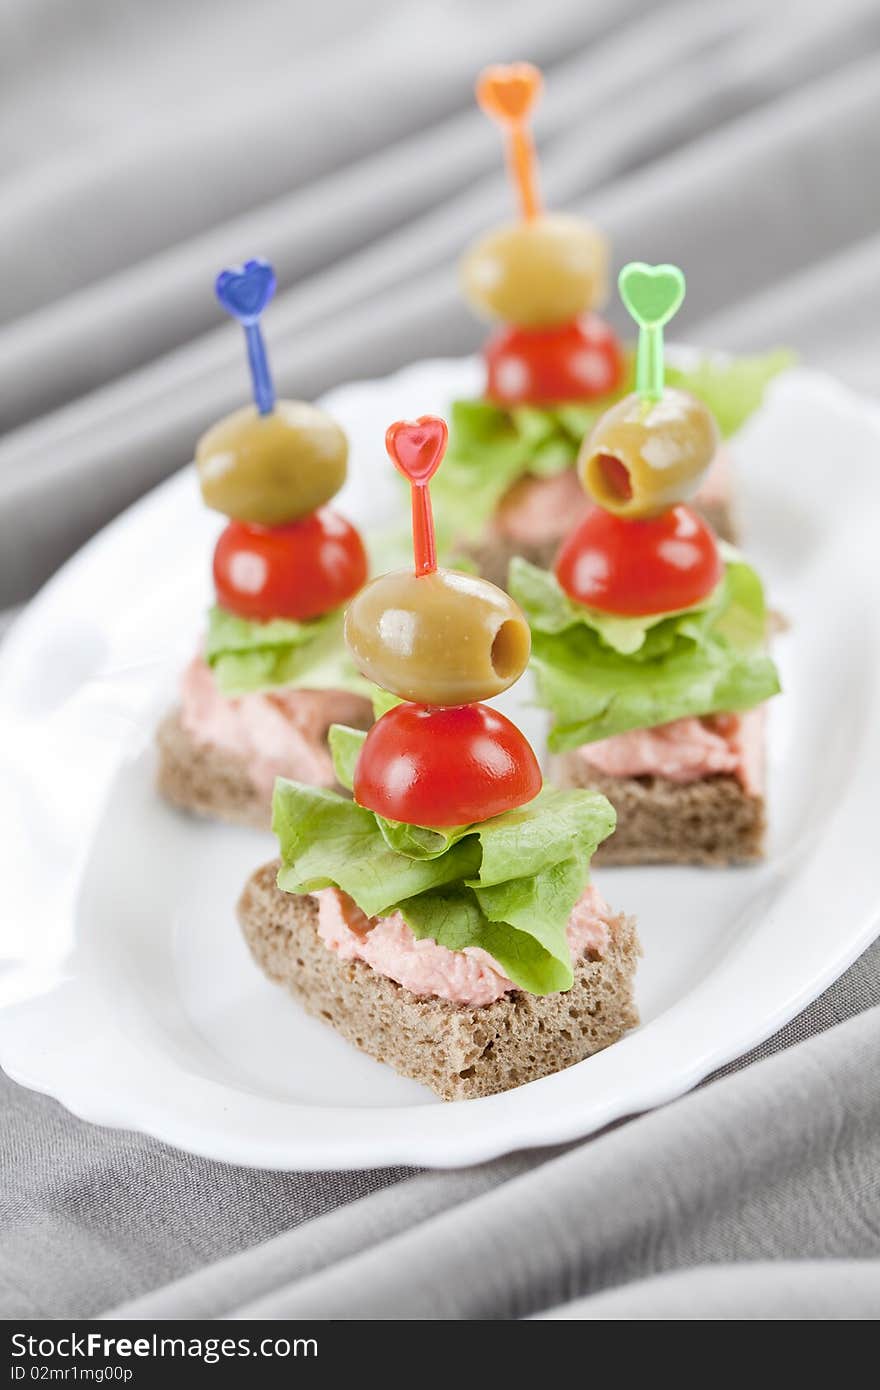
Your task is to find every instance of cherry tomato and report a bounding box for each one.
[353,702,542,828]
[213,508,367,623]
[555,504,722,616]
[484,315,625,406]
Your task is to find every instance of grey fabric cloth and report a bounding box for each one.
[543,1261,880,1320]
[2,0,880,1321]
[0,1071,409,1320]
[5,0,880,603]
[2,941,876,1322]
[105,945,880,1321]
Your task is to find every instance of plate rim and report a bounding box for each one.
[2,355,880,1170]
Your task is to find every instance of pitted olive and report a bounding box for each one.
[344,568,531,705]
[460,213,608,327]
[578,388,719,519]
[196,400,348,525]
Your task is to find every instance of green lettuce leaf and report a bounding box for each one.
[434,349,792,539]
[370,686,403,721]
[271,775,615,995]
[326,723,363,793]
[398,886,574,996]
[205,604,371,698]
[508,553,728,656]
[665,349,795,439]
[511,554,780,751]
[433,395,620,540]
[272,781,481,917]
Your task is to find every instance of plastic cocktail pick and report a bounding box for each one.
[215,258,277,415]
[386,416,448,577]
[618,261,685,403]
[476,62,543,221]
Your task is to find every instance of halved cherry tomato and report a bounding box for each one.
[555,504,722,616]
[213,508,367,623]
[485,315,625,406]
[353,702,542,828]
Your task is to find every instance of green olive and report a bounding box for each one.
[460,213,608,327]
[344,568,531,705]
[196,401,348,525]
[578,388,719,518]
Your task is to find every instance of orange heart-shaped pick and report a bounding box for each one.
[476,63,542,126]
[385,416,448,486]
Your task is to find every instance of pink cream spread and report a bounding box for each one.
[577,708,764,796]
[180,655,369,796]
[492,448,731,547]
[492,468,589,545]
[316,884,612,1007]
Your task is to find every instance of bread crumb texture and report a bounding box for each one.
[553,755,765,865]
[156,708,272,829]
[238,860,640,1102]
[156,706,370,830]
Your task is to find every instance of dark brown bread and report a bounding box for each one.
[238,861,641,1102]
[552,754,765,866]
[156,696,371,829]
[156,709,271,829]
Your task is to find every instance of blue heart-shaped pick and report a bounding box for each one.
[215,258,276,324]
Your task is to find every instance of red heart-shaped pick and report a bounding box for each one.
[385,416,448,486]
[477,63,542,125]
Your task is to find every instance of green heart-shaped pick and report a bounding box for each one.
[619,262,685,328]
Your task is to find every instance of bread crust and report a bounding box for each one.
[156,699,371,829]
[552,754,765,866]
[238,861,641,1102]
[156,709,271,829]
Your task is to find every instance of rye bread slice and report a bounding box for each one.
[238,861,641,1102]
[156,698,371,830]
[552,754,765,866]
[156,709,272,830]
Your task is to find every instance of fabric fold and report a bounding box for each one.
[105,957,880,1321]
[5,1,880,601]
[2,0,880,1324]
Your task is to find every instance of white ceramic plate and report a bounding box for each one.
[1,358,878,1170]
